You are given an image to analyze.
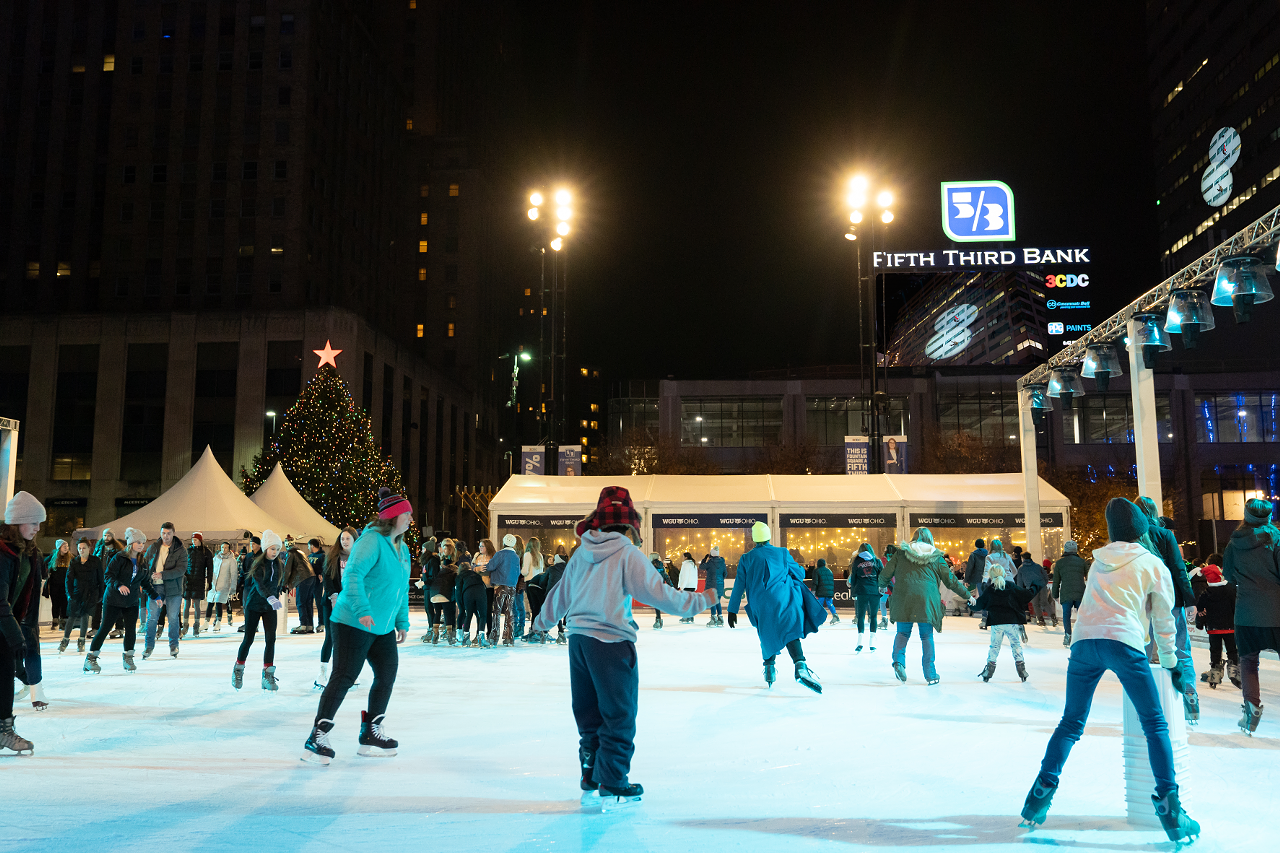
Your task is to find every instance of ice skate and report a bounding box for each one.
[313,663,329,691]
[979,615,987,630]
[1019,776,1057,827]
[419,630,431,643]
[142,647,153,660]
[479,635,492,649]
[855,632,865,653]
[180,623,188,638]
[192,623,201,637]
[556,631,567,645]
[597,782,643,812]
[262,665,279,691]
[763,661,776,687]
[301,719,335,765]
[1018,625,1028,643]
[893,662,907,682]
[170,643,179,659]
[579,747,598,805]
[357,711,398,756]
[29,683,48,711]
[830,613,840,625]
[794,662,822,694]
[213,617,221,633]
[869,633,877,651]
[1182,691,1199,724]
[926,674,941,685]
[445,627,457,645]
[232,662,245,690]
[57,638,69,654]
[1240,701,1263,735]
[83,652,101,674]
[879,616,888,630]
[1151,790,1199,843]
[979,661,996,682]
[653,616,663,630]
[122,652,136,672]
[1206,663,1224,689]
[1228,662,1242,688]
[76,638,85,654]
[108,629,123,639]
[0,717,34,756]
[1016,661,1028,682]
[1062,631,1071,647]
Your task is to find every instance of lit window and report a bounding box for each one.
[409,0,417,7]
[416,324,424,337]
[518,308,523,316]
[271,235,284,255]
[418,240,429,253]
[580,437,588,446]
[418,267,426,281]
[419,184,429,197]
[103,54,115,71]
[406,118,413,130]
[25,262,39,279]
[580,420,588,428]
[590,403,599,413]
[592,370,599,378]
[448,183,459,196]
[523,288,531,296]
[590,421,598,430]
[57,262,71,277]
[446,322,455,337]
[420,212,428,225]
[72,64,85,73]
[542,308,547,316]
[446,293,457,309]
[580,367,588,376]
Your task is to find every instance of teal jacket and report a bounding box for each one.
[330,525,411,636]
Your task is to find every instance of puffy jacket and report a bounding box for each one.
[143,536,187,597]
[102,550,160,609]
[208,553,238,603]
[813,561,835,598]
[1222,527,1280,627]
[703,556,727,592]
[1072,541,1176,663]
[455,566,487,602]
[1051,554,1089,602]
[0,540,41,649]
[66,555,104,607]
[185,543,214,599]
[243,554,289,614]
[848,550,884,597]
[330,526,411,636]
[1017,555,1047,590]
[430,567,457,601]
[877,542,972,632]
[973,580,1040,626]
[964,548,988,587]
[677,559,699,590]
[1149,522,1195,607]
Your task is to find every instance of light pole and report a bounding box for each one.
[844,176,894,473]
[527,187,574,451]
[265,410,278,434]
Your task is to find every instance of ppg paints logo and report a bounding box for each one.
[941,181,1015,242]
[1048,322,1092,335]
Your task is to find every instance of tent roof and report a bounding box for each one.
[74,446,293,541]
[488,475,654,517]
[645,474,774,507]
[248,462,341,542]
[768,474,902,506]
[885,473,1069,509]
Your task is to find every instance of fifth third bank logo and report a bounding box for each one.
[941,181,1016,242]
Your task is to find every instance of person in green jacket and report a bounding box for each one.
[1051,541,1089,646]
[877,527,975,685]
[303,488,413,765]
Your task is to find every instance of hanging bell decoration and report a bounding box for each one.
[1081,342,1124,392]
[1164,289,1216,349]
[1211,254,1274,324]
[1129,312,1172,369]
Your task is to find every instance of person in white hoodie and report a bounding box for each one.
[1020,498,1198,844]
[676,551,699,623]
[532,486,714,812]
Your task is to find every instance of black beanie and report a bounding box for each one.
[816,558,826,568]
[1106,498,1149,542]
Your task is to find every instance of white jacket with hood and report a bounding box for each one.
[1073,540,1177,665]
[678,559,699,590]
[534,530,709,643]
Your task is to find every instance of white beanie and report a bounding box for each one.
[4,491,46,525]
[124,527,147,546]
[711,545,720,556]
[502,534,517,548]
[260,529,283,551]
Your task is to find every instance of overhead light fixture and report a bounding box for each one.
[1081,342,1123,392]
[1164,289,1215,349]
[1129,312,1171,369]
[1211,254,1273,323]
[1026,383,1052,427]
[1047,367,1085,410]
[527,207,539,220]
[529,192,543,206]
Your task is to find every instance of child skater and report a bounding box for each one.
[532,486,714,811]
[973,562,1041,683]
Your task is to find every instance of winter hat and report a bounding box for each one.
[1063,540,1078,553]
[423,538,438,553]
[711,545,720,556]
[816,558,826,569]
[54,538,67,554]
[260,529,283,552]
[649,552,661,562]
[576,486,643,537]
[1105,497,1149,542]
[502,534,518,548]
[124,527,147,546]
[1202,564,1224,584]
[191,532,203,543]
[1244,498,1275,526]
[4,491,46,525]
[751,521,771,543]
[377,487,413,520]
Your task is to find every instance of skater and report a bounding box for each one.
[424,550,458,646]
[483,534,522,646]
[525,564,550,640]
[1,492,46,748]
[233,530,290,691]
[1194,563,1238,690]
[292,539,325,634]
[812,558,838,625]
[303,488,411,765]
[142,522,186,659]
[973,563,1040,682]
[879,527,975,685]
[727,521,826,693]
[207,541,238,631]
[963,539,988,590]
[704,546,728,626]
[517,537,544,639]
[531,486,714,810]
[85,528,160,676]
[44,539,70,631]
[1051,541,1088,646]
[1019,551,1054,627]
[1222,497,1280,736]
[1020,498,1197,844]
[455,561,489,646]
[183,532,212,637]
[677,552,699,622]
[317,527,358,685]
[1135,496,1199,723]
[849,543,884,651]
[878,543,896,629]
[647,552,672,629]
[979,539,1016,630]
[93,527,125,636]
[59,539,102,654]
[418,538,440,617]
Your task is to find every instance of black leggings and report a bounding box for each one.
[856,595,880,632]
[459,590,487,634]
[1209,633,1238,666]
[319,599,334,663]
[315,621,399,723]
[429,600,456,629]
[764,639,805,666]
[91,604,139,652]
[206,602,228,620]
[236,610,277,666]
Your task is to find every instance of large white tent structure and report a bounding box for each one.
[74,446,293,541]
[248,462,341,543]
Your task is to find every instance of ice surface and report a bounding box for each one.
[5,613,1277,852]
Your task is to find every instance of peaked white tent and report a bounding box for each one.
[75,446,292,541]
[248,462,341,542]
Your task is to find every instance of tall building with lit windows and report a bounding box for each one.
[1149,1,1280,272]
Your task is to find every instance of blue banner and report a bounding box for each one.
[520,446,545,475]
[844,436,868,475]
[558,445,582,476]
[882,436,909,474]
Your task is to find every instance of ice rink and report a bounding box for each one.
[4,610,1277,853]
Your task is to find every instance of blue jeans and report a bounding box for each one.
[146,593,183,651]
[1038,638,1176,796]
[1145,606,1197,698]
[891,622,936,678]
[1062,599,1081,634]
[818,597,837,618]
[19,622,42,686]
[879,593,889,617]
[296,576,319,628]
[710,589,723,618]
[514,592,527,636]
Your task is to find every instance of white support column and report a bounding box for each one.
[0,418,17,506]
[1126,318,1163,509]
[1018,387,1042,561]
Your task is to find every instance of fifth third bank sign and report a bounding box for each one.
[941,181,1015,242]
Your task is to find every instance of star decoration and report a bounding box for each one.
[313,340,342,368]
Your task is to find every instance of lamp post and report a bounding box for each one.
[265,410,277,434]
[844,176,894,473]
[527,187,574,451]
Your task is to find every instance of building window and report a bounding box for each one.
[418,267,426,281]
[274,160,288,180]
[280,14,295,35]
[123,165,136,183]
[446,293,457,309]
[1195,393,1280,443]
[272,197,285,217]
[103,54,115,71]
[248,51,263,70]
[682,397,784,448]
[51,345,99,481]
[1060,394,1173,445]
[120,202,134,222]
[416,324,424,337]
[590,403,600,413]
[446,322,455,337]
[581,437,589,446]
[279,49,292,69]
[523,288,531,296]
[420,212,429,225]
[1201,465,1280,520]
[580,367,588,376]
[448,183,459,196]
[212,162,227,181]
[131,57,144,74]
[153,164,167,183]
[242,161,258,180]
[278,86,291,106]
[418,240,429,253]
[590,421,598,430]
[420,184,429,197]
[406,118,413,130]
[580,419,589,429]
[807,396,910,445]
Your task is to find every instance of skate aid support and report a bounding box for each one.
[1122,664,1190,828]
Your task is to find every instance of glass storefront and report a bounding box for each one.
[493,515,582,564]
[907,512,1066,565]
[780,512,898,608]
[651,512,767,589]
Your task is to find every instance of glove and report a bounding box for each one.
[1166,664,1186,695]
[267,595,283,611]
[415,580,425,589]
[727,612,737,628]
[968,596,978,608]
[329,593,339,605]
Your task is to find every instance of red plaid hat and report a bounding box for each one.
[576,486,643,537]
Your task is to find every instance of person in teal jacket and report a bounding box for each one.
[303,488,412,765]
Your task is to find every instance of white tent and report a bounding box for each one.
[75,446,293,541]
[248,462,341,543]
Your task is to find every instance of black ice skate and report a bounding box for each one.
[764,661,776,688]
[142,647,153,660]
[893,662,907,682]
[123,652,136,672]
[1062,631,1071,647]
[1151,790,1199,843]
[1016,661,1028,682]
[58,638,69,654]
[1240,701,1264,735]
[597,782,643,812]
[302,718,336,765]
[794,662,822,694]
[579,747,597,805]
[979,661,996,682]
[83,652,101,674]
[262,665,279,691]
[0,716,34,756]
[358,711,398,756]
[653,617,663,630]
[1019,776,1057,827]
[76,638,86,653]
[232,662,245,690]
[169,643,179,658]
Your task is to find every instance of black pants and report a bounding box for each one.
[237,610,277,666]
[569,635,638,789]
[855,595,880,633]
[459,589,487,634]
[0,635,15,718]
[90,604,139,653]
[319,599,335,663]
[429,600,456,629]
[91,600,102,631]
[1209,633,1238,666]
[527,586,547,623]
[315,621,399,723]
[50,587,68,621]
[764,639,805,666]
[485,586,496,630]
[61,598,94,639]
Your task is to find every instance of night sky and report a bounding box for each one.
[502,2,1159,382]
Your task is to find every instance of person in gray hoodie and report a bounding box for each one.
[532,486,714,812]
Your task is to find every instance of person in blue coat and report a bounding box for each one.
[727,521,826,692]
[703,546,728,627]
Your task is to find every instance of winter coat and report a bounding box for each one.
[1074,541,1176,663]
[534,530,709,643]
[973,581,1041,626]
[483,547,521,587]
[0,540,41,650]
[420,553,441,588]
[877,542,972,633]
[1148,522,1195,607]
[651,558,674,585]
[45,552,68,602]
[208,553,238,603]
[185,543,214,599]
[66,555,104,608]
[330,525,411,636]
[813,562,835,599]
[703,556,728,593]
[964,547,988,587]
[1051,554,1089,602]
[1222,527,1280,628]
[143,536,187,597]
[728,542,827,659]
[237,548,259,596]
[848,551,884,597]
[1196,582,1236,634]
[678,559,699,590]
[102,550,160,609]
[983,551,1016,586]
[1017,555,1047,590]
[455,566,487,604]
[322,553,349,602]
[281,546,313,591]
[546,559,567,592]
[1187,566,1211,603]
[243,554,289,614]
[429,566,457,601]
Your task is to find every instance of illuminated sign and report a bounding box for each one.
[941,181,1015,241]
[1201,127,1241,207]
[909,513,1063,527]
[873,247,1090,270]
[651,514,768,528]
[924,303,977,360]
[1048,322,1091,335]
[1044,273,1089,288]
[1046,299,1090,310]
[1048,322,1064,335]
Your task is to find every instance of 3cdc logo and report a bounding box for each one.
[941,181,1015,242]
[1044,273,1089,288]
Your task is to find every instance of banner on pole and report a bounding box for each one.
[558,445,582,476]
[521,446,545,475]
[882,435,909,474]
[844,436,868,475]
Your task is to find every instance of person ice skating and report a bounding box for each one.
[85,528,160,676]
[235,536,261,632]
[647,552,672,629]
[1187,554,1216,604]
[303,488,411,765]
[677,552,699,623]
[207,542,237,631]
[726,522,826,692]
[142,522,186,659]
[316,527,359,686]
[1222,497,1280,736]
[964,539,988,590]
[531,486,715,811]
[455,561,489,646]
[234,530,291,691]
[703,546,728,626]
[974,563,1040,682]
[812,558,838,625]
[483,534,522,646]
[1019,551,1055,628]
[292,539,325,634]
[1194,563,1238,690]
[878,527,976,685]
[848,544,884,651]
[183,532,212,637]
[1051,541,1088,646]
[424,551,458,646]
[518,538,544,639]
[59,539,102,654]
[978,539,1016,630]
[93,528,125,637]
[1020,497,1197,842]
[1135,496,1199,723]
[1,492,47,748]
[44,539,70,631]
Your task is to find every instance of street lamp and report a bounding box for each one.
[265,410,277,433]
[526,186,577,452]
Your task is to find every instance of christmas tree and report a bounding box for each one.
[240,363,411,532]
